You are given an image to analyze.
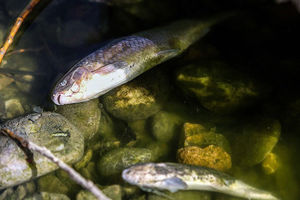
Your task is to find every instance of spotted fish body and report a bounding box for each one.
[122,163,280,200]
[52,16,230,105]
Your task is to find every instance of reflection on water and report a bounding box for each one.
[0,0,300,199]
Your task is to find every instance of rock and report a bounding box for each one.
[177,145,232,172]
[56,99,101,141]
[181,122,231,154]
[97,147,154,177]
[262,152,279,175]
[0,182,36,200]
[0,74,14,91]
[232,118,281,167]
[176,61,266,113]
[150,111,182,142]
[4,98,25,119]
[0,85,31,119]
[97,106,118,139]
[24,192,70,200]
[77,185,122,200]
[102,71,168,121]
[146,141,171,161]
[128,119,153,145]
[148,190,211,200]
[38,174,70,195]
[0,112,84,189]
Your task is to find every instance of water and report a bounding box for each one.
[0,0,299,199]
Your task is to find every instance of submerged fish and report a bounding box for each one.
[122,162,280,200]
[52,14,232,105]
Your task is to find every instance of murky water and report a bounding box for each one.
[0,0,300,199]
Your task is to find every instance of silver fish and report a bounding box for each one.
[51,15,232,105]
[122,162,280,200]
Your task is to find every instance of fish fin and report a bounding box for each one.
[162,177,188,193]
[92,61,128,74]
[156,49,180,57]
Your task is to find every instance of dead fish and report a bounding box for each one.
[122,162,280,200]
[52,14,233,105]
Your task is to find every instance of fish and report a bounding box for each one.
[51,14,233,105]
[122,162,280,200]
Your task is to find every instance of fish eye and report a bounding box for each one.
[60,80,67,87]
[71,83,80,93]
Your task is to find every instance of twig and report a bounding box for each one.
[0,0,41,65]
[6,47,43,57]
[0,128,111,200]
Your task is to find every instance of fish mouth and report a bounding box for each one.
[52,93,62,105]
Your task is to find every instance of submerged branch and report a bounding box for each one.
[0,0,41,65]
[0,128,111,200]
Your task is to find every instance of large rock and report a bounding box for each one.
[232,118,281,167]
[176,61,266,114]
[102,71,168,121]
[56,99,101,141]
[97,147,154,177]
[0,112,84,189]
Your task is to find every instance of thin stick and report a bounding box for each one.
[0,0,41,64]
[1,129,111,200]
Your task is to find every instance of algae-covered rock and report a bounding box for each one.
[262,152,279,175]
[146,141,171,161]
[24,192,70,200]
[148,190,211,200]
[181,122,231,153]
[177,145,232,172]
[102,71,168,121]
[38,174,69,195]
[176,61,265,113]
[77,185,122,200]
[232,118,281,167]
[0,112,84,189]
[56,99,101,141]
[128,119,153,145]
[151,111,183,142]
[97,147,154,177]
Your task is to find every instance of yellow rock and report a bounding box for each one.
[262,152,279,175]
[177,145,231,172]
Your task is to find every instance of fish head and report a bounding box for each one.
[51,65,93,105]
[122,163,187,193]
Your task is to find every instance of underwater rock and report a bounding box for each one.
[232,118,281,167]
[148,190,211,200]
[77,185,122,200]
[176,61,266,113]
[24,192,70,200]
[97,106,118,139]
[262,152,280,175]
[38,173,69,195]
[150,111,183,142]
[97,147,154,177]
[0,85,31,119]
[146,141,171,161]
[0,74,14,91]
[181,122,231,154]
[128,119,153,145]
[177,145,232,172]
[0,112,84,189]
[56,99,101,141]
[102,71,168,121]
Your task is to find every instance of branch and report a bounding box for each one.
[1,128,111,200]
[0,0,41,65]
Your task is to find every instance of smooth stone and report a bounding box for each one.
[0,112,84,189]
[150,111,182,142]
[261,152,279,175]
[97,147,154,177]
[77,185,122,200]
[176,61,266,113]
[232,118,281,167]
[38,174,69,195]
[0,74,14,91]
[56,99,101,141]
[102,71,168,121]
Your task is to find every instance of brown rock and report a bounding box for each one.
[177,145,231,172]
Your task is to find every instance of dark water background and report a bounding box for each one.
[0,0,300,199]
